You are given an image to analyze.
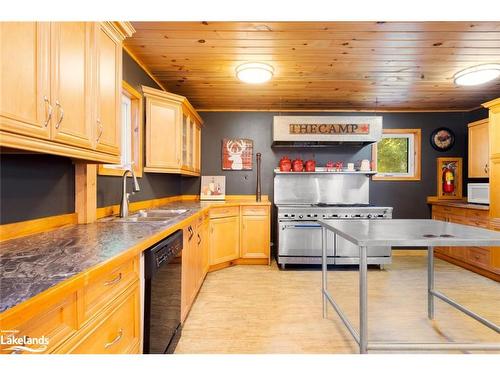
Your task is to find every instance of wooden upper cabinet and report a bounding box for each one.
[50,22,93,149]
[468,119,489,178]
[0,22,133,163]
[0,22,51,139]
[143,86,202,175]
[94,23,122,155]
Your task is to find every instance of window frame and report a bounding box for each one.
[98,81,143,178]
[372,128,421,181]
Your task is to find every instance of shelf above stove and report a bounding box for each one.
[274,168,377,175]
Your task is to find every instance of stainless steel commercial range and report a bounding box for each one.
[275,172,393,268]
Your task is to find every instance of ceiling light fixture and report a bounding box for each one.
[236,62,274,84]
[453,64,500,86]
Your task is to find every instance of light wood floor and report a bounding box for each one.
[175,255,500,354]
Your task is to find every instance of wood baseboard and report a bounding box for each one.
[0,213,78,242]
[208,258,270,272]
[435,253,500,282]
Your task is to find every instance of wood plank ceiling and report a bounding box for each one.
[125,22,500,111]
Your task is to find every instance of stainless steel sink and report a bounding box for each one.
[137,209,189,218]
[107,208,190,223]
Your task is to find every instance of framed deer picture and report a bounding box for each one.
[222,138,253,170]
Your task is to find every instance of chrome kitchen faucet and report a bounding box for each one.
[119,167,141,218]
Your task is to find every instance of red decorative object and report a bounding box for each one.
[279,156,292,172]
[292,158,304,172]
[305,159,316,172]
[222,138,253,170]
[442,163,455,193]
[325,161,335,172]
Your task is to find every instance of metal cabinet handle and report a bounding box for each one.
[43,96,53,127]
[104,328,123,349]
[96,118,103,143]
[55,100,64,129]
[104,272,122,286]
[485,163,489,174]
[188,225,194,241]
[197,233,201,246]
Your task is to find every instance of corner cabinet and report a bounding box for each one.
[467,118,489,178]
[143,86,203,176]
[0,22,133,163]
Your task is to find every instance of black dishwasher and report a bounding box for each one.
[143,230,183,354]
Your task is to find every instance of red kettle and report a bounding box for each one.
[279,156,292,172]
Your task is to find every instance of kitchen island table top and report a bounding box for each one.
[319,219,500,247]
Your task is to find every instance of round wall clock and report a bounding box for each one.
[430,127,455,151]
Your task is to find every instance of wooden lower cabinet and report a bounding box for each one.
[209,214,240,265]
[431,203,499,281]
[240,206,270,260]
[55,282,140,354]
[0,255,141,354]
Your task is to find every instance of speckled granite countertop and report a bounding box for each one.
[0,199,269,313]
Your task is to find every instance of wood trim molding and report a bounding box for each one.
[197,108,475,113]
[75,164,97,224]
[0,213,78,242]
[372,128,422,181]
[467,118,488,128]
[0,131,121,164]
[122,46,169,92]
[98,80,144,178]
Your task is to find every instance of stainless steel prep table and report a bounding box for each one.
[319,219,500,354]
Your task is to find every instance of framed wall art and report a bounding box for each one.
[436,157,462,200]
[222,138,253,170]
[200,176,226,201]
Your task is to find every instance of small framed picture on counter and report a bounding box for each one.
[201,176,226,201]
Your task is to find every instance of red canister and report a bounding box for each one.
[292,158,304,172]
[305,159,316,172]
[279,156,292,172]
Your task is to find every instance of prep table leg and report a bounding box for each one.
[322,227,328,318]
[427,246,434,320]
[359,245,368,354]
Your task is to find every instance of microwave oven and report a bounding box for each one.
[467,183,489,204]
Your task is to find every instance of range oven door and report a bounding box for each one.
[278,221,335,257]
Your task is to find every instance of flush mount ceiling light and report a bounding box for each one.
[236,62,274,84]
[453,64,500,86]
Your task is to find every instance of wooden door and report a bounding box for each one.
[241,215,270,259]
[94,23,122,155]
[145,97,181,171]
[209,216,239,265]
[201,218,210,276]
[468,119,489,178]
[50,22,93,149]
[0,22,51,139]
[181,223,197,321]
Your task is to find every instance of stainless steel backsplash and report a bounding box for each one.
[274,174,369,205]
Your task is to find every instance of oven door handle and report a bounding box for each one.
[282,224,322,229]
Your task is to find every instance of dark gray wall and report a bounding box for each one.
[0,154,75,224]
[185,111,473,220]
[96,51,184,207]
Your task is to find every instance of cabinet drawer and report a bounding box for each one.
[448,247,467,261]
[432,205,466,217]
[241,206,269,216]
[466,209,489,220]
[466,247,491,268]
[83,256,139,322]
[61,282,140,354]
[465,217,490,229]
[0,291,79,354]
[209,206,239,219]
